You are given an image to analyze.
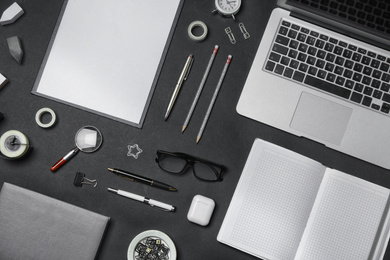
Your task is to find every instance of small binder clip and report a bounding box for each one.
[73,172,97,187]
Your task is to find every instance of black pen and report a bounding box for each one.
[107,168,177,192]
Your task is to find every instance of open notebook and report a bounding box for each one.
[218,139,390,260]
[0,183,110,260]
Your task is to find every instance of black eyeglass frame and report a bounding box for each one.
[155,150,226,182]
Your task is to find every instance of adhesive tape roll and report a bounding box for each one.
[35,107,56,128]
[0,130,29,159]
[188,21,208,42]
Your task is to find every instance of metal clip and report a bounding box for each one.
[73,172,97,187]
[239,22,250,39]
[184,56,194,81]
[225,27,236,44]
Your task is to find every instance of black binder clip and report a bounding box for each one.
[73,172,97,187]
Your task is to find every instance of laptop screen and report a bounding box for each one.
[283,0,390,46]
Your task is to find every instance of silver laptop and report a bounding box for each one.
[237,0,390,169]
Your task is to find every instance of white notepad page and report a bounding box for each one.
[295,169,390,260]
[33,0,181,127]
[217,139,326,260]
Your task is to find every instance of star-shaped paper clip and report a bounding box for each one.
[127,144,143,159]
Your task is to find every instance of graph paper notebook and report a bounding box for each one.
[0,183,110,260]
[217,139,390,260]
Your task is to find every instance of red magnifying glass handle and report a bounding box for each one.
[50,147,79,172]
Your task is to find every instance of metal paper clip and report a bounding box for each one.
[73,172,97,187]
[225,27,236,44]
[239,23,250,39]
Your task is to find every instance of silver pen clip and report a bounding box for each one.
[184,56,194,81]
[144,197,174,212]
[150,203,171,212]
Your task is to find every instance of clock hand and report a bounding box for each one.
[9,135,27,146]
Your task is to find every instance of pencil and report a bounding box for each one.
[182,45,219,133]
[196,55,232,144]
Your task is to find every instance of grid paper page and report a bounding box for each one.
[295,169,390,260]
[218,139,326,260]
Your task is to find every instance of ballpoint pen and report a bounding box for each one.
[108,188,176,212]
[182,45,219,132]
[107,168,177,191]
[165,54,194,120]
[196,55,232,144]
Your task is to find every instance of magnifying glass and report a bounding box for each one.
[50,125,103,172]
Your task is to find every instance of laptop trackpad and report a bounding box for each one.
[290,92,352,145]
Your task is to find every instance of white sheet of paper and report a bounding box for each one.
[32,0,182,127]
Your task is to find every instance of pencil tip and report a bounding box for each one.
[107,168,113,172]
[170,187,177,192]
[196,136,200,144]
[181,126,186,133]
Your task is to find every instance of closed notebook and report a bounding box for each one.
[0,182,110,260]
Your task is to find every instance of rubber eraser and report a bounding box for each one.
[7,36,23,64]
[0,73,9,90]
[187,195,215,226]
[0,3,24,25]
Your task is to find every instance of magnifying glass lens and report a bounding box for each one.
[75,127,102,152]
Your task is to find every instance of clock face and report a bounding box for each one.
[216,0,241,15]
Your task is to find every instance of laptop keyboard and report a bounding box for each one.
[265,19,390,114]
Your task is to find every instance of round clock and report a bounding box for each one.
[213,0,242,20]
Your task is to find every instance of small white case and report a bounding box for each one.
[187,195,215,226]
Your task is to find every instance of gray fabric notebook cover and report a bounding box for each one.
[0,182,110,260]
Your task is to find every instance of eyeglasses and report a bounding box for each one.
[155,150,225,182]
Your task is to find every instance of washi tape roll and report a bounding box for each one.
[0,130,30,159]
[188,21,208,42]
[35,107,56,128]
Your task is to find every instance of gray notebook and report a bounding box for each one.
[0,182,110,260]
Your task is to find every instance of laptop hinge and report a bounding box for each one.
[289,11,390,52]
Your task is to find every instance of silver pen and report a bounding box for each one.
[108,188,176,212]
[164,54,194,120]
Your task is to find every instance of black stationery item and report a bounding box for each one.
[73,172,97,187]
[107,168,177,192]
[0,182,110,260]
[155,150,225,182]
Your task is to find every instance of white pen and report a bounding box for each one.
[108,188,176,212]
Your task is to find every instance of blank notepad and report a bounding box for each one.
[32,0,182,128]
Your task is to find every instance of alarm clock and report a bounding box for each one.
[212,0,242,20]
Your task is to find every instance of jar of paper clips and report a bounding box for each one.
[127,230,177,260]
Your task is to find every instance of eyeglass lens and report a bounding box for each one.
[157,152,223,181]
[193,162,221,181]
[158,153,187,173]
